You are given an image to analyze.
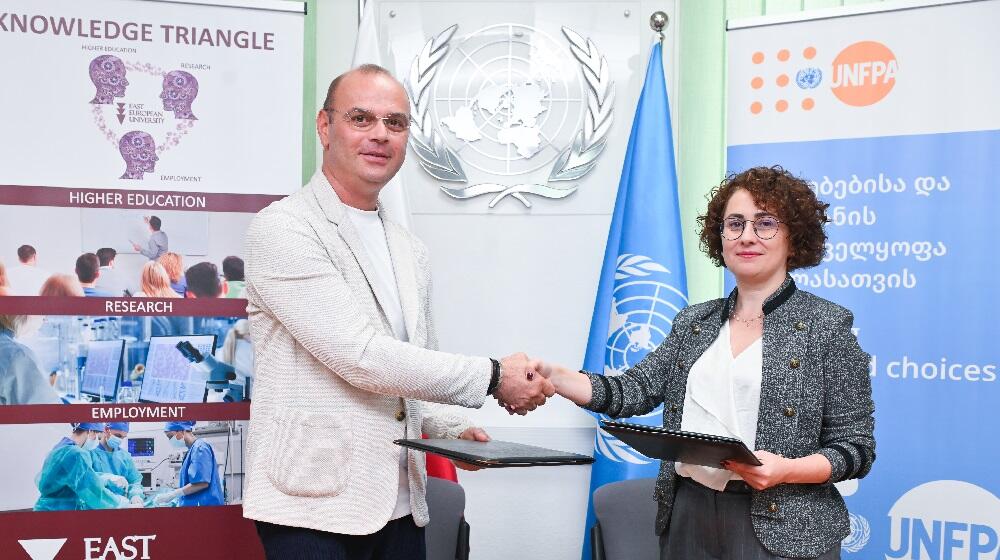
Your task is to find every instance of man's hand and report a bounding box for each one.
[496,353,555,415]
[131,243,141,251]
[453,427,491,471]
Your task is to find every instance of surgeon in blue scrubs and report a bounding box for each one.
[35,422,133,511]
[154,421,224,507]
[91,422,145,506]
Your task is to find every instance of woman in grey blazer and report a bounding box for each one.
[534,166,875,559]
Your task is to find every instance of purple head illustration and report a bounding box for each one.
[119,131,159,180]
[89,55,129,105]
[160,70,199,120]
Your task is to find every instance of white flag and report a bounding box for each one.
[352,0,412,230]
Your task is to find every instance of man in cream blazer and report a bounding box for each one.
[243,65,553,559]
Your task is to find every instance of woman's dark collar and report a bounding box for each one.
[719,275,797,324]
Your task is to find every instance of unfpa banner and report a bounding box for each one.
[727,1,1000,559]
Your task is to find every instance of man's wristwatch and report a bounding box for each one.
[487,358,503,396]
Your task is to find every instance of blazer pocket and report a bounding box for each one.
[266,408,354,498]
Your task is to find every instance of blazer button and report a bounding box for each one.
[768,502,778,513]
[784,407,796,417]
[789,357,801,369]
[692,324,702,335]
[794,321,807,331]
[670,405,678,414]
[395,409,406,422]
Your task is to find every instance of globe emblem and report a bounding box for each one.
[604,259,688,377]
[432,24,585,177]
[841,512,871,553]
[594,256,687,464]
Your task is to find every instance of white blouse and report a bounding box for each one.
[675,320,763,491]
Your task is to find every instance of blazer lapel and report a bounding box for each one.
[383,218,419,342]
[309,171,397,328]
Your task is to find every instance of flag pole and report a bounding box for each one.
[650,11,668,43]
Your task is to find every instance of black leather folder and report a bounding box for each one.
[394,438,594,468]
[601,421,762,467]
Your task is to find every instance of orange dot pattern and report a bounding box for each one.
[748,46,820,114]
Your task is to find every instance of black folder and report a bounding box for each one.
[394,438,594,468]
[601,421,762,467]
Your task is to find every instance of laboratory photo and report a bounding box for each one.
[0,419,247,512]
[0,313,253,406]
[0,205,252,299]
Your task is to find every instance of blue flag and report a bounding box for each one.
[580,42,687,559]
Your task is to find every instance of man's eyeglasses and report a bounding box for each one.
[721,216,782,240]
[326,107,411,133]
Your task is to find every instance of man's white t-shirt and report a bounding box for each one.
[345,206,412,520]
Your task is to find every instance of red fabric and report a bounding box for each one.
[422,434,458,482]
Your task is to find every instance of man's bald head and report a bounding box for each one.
[322,64,408,112]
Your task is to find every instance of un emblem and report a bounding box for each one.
[406,24,614,207]
[595,255,688,464]
[841,512,871,553]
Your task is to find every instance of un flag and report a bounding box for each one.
[579,42,687,559]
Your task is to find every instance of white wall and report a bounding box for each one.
[314,1,679,557]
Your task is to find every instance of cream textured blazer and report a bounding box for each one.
[242,171,491,535]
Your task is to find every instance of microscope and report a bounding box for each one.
[175,341,248,402]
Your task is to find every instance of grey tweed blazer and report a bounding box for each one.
[242,171,490,535]
[585,277,875,558]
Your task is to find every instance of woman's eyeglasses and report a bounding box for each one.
[721,216,782,240]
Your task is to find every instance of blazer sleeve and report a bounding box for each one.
[816,311,876,483]
[244,207,490,409]
[581,310,686,418]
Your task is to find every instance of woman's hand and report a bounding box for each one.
[526,358,593,406]
[722,451,790,491]
[528,358,553,379]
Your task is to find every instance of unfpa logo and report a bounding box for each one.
[745,40,897,114]
[887,480,1000,560]
[830,41,898,107]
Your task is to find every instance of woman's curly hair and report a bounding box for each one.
[698,166,829,270]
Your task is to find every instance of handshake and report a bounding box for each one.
[492,353,559,415]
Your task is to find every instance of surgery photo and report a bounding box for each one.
[0,419,246,512]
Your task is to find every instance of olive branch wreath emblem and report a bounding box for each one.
[405,24,614,208]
